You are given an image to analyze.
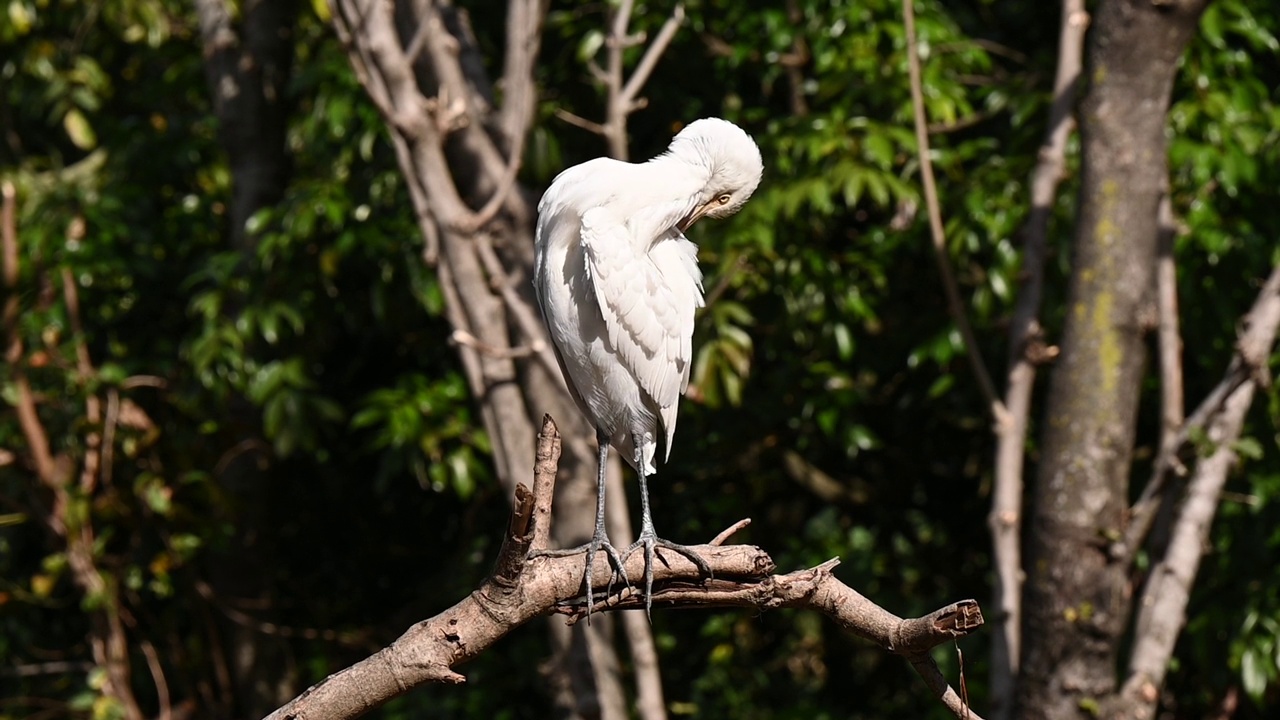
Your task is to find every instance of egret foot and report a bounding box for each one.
[535,533,629,617]
[623,531,713,617]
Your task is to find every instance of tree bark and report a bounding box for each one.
[988,5,1085,718]
[1017,2,1210,718]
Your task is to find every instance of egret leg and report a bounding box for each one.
[625,458,713,618]
[535,431,627,617]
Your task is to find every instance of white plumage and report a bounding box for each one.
[533,118,763,615]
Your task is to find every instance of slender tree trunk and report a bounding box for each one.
[1016,2,1209,718]
[988,4,1085,718]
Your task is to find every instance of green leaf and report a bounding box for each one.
[63,108,97,149]
[1235,436,1264,460]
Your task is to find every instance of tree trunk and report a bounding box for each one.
[1017,2,1209,718]
[988,4,1085,718]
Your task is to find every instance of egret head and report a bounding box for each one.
[667,118,763,232]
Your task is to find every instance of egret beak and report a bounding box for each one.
[677,201,715,233]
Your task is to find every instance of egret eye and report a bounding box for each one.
[717,194,731,205]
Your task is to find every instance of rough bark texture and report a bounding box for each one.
[1017,2,1210,718]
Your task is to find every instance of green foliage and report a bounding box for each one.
[3,0,1280,717]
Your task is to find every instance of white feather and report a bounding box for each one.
[533,118,762,474]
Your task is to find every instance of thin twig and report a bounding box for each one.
[193,580,369,647]
[102,388,119,489]
[709,518,752,546]
[554,108,606,135]
[1155,191,1184,460]
[0,661,95,677]
[902,0,1009,429]
[450,328,543,359]
[61,267,102,494]
[617,5,685,109]
[139,639,172,720]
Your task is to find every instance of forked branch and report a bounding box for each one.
[1124,263,1280,558]
[265,416,986,720]
[1114,262,1280,720]
[565,1,687,160]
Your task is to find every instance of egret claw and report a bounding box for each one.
[623,532,713,618]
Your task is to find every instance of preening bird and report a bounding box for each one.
[533,118,764,615]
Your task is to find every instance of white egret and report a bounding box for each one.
[533,118,763,615]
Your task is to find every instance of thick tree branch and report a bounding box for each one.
[266,417,985,720]
[987,4,1085,719]
[193,0,293,251]
[902,0,1009,428]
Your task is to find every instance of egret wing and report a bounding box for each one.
[579,206,693,417]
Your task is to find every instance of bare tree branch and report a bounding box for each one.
[555,107,607,135]
[498,0,545,147]
[617,5,685,114]
[901,0,1009,428]
[1121,263,1280,558]
[1155,191,1184,460]
[1114,263,1280,720]
[987,4,1086,718]
[564,2,687,160]
[471,234,562,376]
[139,638,173,720]
[266,417,987,720]
[781,0,811,116]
